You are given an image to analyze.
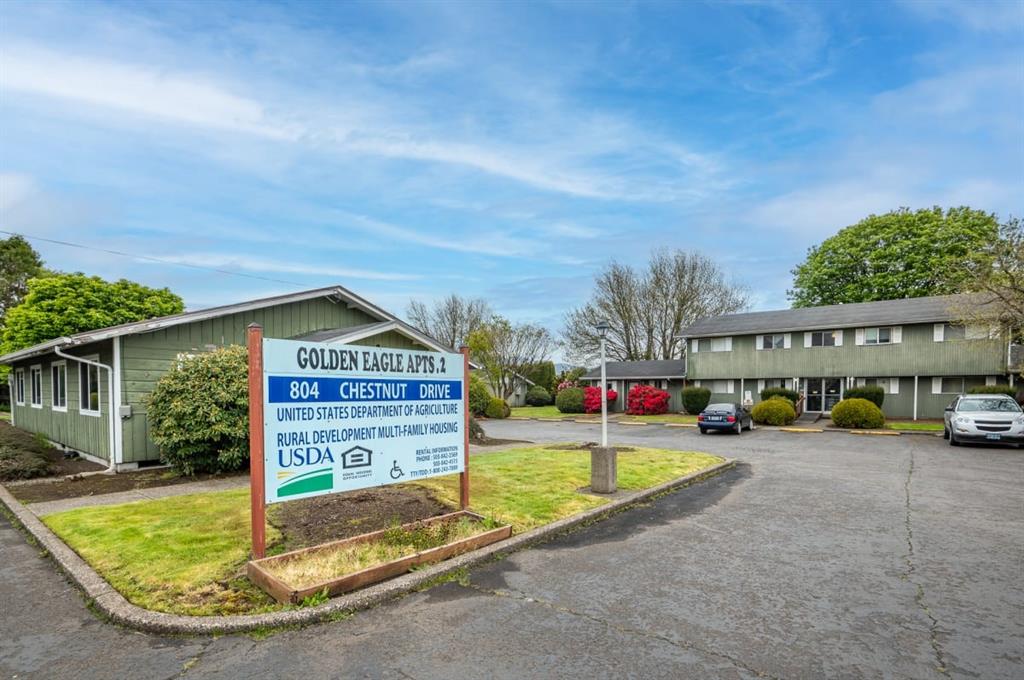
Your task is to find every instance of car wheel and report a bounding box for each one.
[735,420,742,435]
[949,431,960,447]
[942,427,949,440]
[699,427,707,435]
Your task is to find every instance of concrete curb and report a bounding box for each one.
[0,459,736,635]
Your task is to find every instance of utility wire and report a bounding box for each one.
[0,230,306,288]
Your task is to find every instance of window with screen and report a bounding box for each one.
[51,363,67,410]
[80,362,100,414]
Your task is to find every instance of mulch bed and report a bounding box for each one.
[268,485,450,552]
[0,421,104,483]
[7,469,247,504]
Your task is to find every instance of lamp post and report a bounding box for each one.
[591,321,616,493]
[596,320,611,447]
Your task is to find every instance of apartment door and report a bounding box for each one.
[804,378,843,413]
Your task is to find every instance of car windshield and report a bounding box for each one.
[705,403,734,412]
[957,398,1022,413]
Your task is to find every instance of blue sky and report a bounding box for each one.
[1,0,1022,345]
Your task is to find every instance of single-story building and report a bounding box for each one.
[471,369,535,407]
[679,294,1020,420]
[1,285,454,470]
[580,359,687,412]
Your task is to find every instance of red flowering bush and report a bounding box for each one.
[626,384,671,415]
[583,386,618,413]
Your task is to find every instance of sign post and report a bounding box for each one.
[460,346,470,509]
[247,323,267,559]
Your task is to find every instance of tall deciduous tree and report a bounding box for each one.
[563,250,748,365]
[789,206,999,307]
[0,235,45,323]
[468,316,558,400]
[406,294,492,349]
[953,217,1024,342]
[1,273,184,355]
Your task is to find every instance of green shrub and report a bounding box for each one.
[967,384,1016,398]
[555,386,585,414]
[831,398,885,429]
[760,387,799,404]
[147,345,249,475]
[680,386,711,414]
[525,385,552,406]
[845,385,885,408]
[485,397,510,419]
[468,374,491,417]
[751,397,796,425]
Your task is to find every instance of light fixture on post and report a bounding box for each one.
[591,320,616,493]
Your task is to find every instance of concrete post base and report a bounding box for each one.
[590,446,618,494]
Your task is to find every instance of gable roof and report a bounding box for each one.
[679,294,978,338]
[581,359,686,380]
[0,284,454,363]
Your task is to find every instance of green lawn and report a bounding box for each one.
[414,446,722,531]
[43,445,723,615]
[509,405,576,418]
[619,413,697,424]
[885,420,945,432]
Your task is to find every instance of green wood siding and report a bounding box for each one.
[119,298,426,463]
[9,343,112,461]
[688,323,1007,379]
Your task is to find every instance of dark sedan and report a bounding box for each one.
[698,402,753,434]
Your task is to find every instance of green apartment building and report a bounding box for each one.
[680,294,1018,420]
[0,286,452,470]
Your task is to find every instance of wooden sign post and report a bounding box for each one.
[248,323,266,559]
[460,346,470,510]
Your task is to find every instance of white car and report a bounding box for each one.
[943,394,1024,447]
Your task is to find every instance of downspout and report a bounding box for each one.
[7,375,14,428]
[54,343,118,473]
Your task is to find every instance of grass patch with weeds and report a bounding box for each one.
[412,446,723,532]
[42,445,723,615]
[885,420,944,432]
[264,516,498,591]
[508,405,575,419]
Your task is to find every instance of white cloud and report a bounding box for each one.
[156,253,420,281]
[0,45,297,140]
[0,42,725,203]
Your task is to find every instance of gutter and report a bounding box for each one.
[54,342,118,473]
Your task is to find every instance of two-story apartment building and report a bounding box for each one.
[680,294,1017,420]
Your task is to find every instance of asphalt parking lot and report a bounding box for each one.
[1,420,1021,679]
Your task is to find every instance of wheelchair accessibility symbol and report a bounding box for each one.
[389,460,404,480]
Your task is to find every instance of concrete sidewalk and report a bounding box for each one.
[26,476,249,517]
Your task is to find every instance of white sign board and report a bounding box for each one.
[262,338,466,504]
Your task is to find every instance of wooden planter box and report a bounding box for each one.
[247,510,511,604]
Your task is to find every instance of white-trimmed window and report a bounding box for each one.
[932,377,965,394]
[709,379,734,394]
[864,327,892,345]
[14,369,25,405]
[810,330,838,347]
[79,358,101,415]
[760,334,785,350]
[51,362,67,411]
[29,365,42,408]
[709,337,732,352]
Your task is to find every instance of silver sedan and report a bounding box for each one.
[944,394,1024,447]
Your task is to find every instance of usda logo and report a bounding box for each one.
[275,446,336,498]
